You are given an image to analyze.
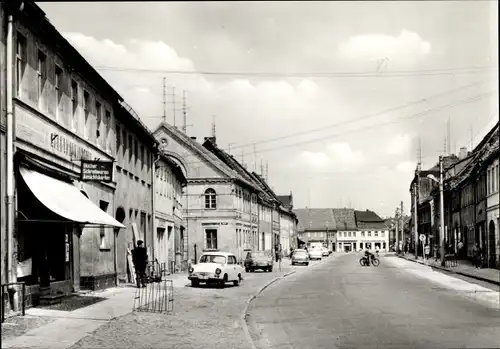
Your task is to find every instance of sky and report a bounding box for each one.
[38,1,499,218]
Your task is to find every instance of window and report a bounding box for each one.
[16,33,27,96]
[381,231,385,237]
[368,231,372,237]
[95,101,102,144]
[83,91,90,138]
[37,50,47,110]
[99,201,110,250]
[205,188,217,209]
[140,145,144,167]
[134,139,139,164]
[206,229,217,249]
[122,129,127,157]
[71,80,78,131]
[375,231,378,237]
[116,125,121,154]
[105,110,111,150]
[55,66,63,120]
[128,134,133,162]
[140,212,147,239]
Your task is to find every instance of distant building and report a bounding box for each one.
[294,209,336,250]
[353,210,389,251]
[277,193,298,254]
[333,208,357,252]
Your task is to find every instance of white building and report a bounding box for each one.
[486,134,499,268]
[349,210,390,252]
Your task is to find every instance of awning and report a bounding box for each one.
[19,166,125,228]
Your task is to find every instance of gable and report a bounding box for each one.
[153,127,232,179]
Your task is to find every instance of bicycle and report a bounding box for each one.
[359,256,380,267]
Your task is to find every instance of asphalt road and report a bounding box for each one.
[247,253,500,349]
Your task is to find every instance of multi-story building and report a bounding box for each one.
[153,145,187,274]
[153,122,262,266]
[486,145,499,268]
[294,208,335,249]
[202,138,262,262]
[353,210,389,252]
[333,208,356,252]
[277,193,297,255]
[0,2,135,305]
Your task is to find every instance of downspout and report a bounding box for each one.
[6,7,15,285]
[152,152,160,265]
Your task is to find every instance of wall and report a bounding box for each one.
[0,4,5,285]
[11,14,122,290]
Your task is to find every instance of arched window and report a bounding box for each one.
[204,188,217,209]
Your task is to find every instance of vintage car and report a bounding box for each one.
[308,247,323,260]
[244,250,273,272]
[291,249,310,266]
[321,246,329,257]
[188,251,244,288]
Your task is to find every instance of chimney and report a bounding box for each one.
[204,136,216,145]
[459,147,468,159]
[190,136,197,141]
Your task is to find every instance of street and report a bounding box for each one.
[246,253,500,349]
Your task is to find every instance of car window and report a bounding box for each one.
[228,256,234,265]
[200,255,227,264]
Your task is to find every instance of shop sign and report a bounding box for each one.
[201,222,229,226]
[81,160,113,182]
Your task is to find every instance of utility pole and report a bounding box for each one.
[400,200,404,252]
[228,142,236,154]
[413,181,419,260]
[265,161,269,182]
[253,144,257,172]
[6,10,14,285]
[241,150,245,168]
[212,115,216,139]
[439,155,445,267]
[162,77,167,122]
[395,207,400,254]
[182,90,187,133]
[260,159,264,176]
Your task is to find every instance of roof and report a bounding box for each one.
[153,122,242,180]
[294,208,336,231]
[277,194,293,210]
[202,139,262,192]
[354,210,387,230]
[251,172,280,204]
[332,208,357,230]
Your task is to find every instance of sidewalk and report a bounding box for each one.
[398,254,499,286]
[1,273,191,349]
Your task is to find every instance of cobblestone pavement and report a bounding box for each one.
[247,253,500,349]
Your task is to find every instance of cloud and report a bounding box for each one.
[338,29,432,64]
[396,161,416,173]
[298,142,364,172]
[385,133,413,156]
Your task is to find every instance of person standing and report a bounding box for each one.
[132,240,148,288]
[472,243,481,269]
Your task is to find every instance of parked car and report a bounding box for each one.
[188,251,244,288]
[291,249,310,266]
[321,246,329,257]
[308,248,323,260]
[244,251,273,272]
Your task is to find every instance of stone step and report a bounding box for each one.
[39,294,65,306]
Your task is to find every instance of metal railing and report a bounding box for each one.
[1,282,26,323]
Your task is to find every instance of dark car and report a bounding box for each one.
[244,251,273,272]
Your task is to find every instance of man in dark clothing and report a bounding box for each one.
[132,240,148,288]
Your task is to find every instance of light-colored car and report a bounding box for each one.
[291,249,310,266]
[308,248,323,260]
[321,247,329,257]
[188,251,244,288]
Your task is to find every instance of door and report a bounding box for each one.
[488,221,496,268]
[71,226,81,291]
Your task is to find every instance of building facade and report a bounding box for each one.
[1,2,126,306]
[294,208,336,249]
[153,150,186,273]
[333,208,356,252]
[486,155,499,267]
[353,210,389,252]
[113,102,157,284]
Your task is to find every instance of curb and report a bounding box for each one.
[397,255,500,286]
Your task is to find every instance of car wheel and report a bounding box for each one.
[191,280,199,288]
[269,267,273,272]
[245,268,249,273]
[291,262,295,266]
[306,262,309,266]
[219,275,227,289]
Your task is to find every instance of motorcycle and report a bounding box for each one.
[359,254,380,267]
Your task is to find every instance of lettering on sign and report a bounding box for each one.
[50,132,92,161]
[81,160,113,182]
[201,222,230,226]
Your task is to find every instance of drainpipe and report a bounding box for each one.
[6,8,15,285]
[152,152,160,265]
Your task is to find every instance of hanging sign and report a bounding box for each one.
[81,160,113,182]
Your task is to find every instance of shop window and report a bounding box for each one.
[206,229,217,249]
[99,200,110,250]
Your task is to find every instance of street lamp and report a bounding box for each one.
[426,155,445,267]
